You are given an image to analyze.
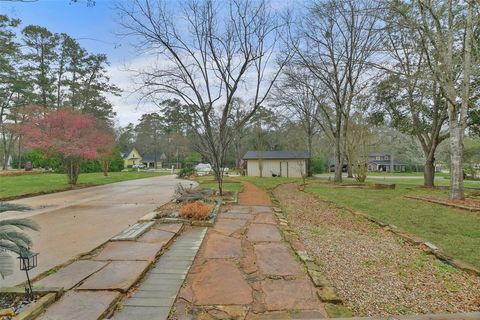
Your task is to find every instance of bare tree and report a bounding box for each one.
[375,7,449,187]
[117,0,290,194]
[345,112,376,183]
[271,67,321,175]
[287,0,383,183]
[395,0,477,199]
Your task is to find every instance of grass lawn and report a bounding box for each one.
[305,182,480,269]
[316,173,480,188]
[237,176,480,269]
[0,171,171,199]
[194,176,244,193]
[235,176,302,191]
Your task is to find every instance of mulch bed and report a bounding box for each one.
[0,292,40,318]
[273,183,480,317]
[405,195,480,212]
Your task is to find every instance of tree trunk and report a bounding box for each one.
[449,124,464,199]
[334,135,343,183]
[66,159,80,185]
[102,160,109,177]
[346,157,353,179]
[424,157,435,188]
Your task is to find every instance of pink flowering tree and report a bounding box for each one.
[21,108,113,185]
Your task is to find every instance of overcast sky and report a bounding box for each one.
[0,0,165,126]
[1,0,298,127]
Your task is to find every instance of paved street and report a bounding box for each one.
[1,175,189,287]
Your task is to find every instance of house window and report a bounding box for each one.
[376,156,381,160]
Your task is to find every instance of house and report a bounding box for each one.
[367,153,406,172]
[242,150,310,178]
[122,147,166,169]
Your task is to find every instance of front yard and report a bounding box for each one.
[241,177,480,270]
[0,171,171,200]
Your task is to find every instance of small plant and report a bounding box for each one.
[177,167,195,178]
[179,201,213,220]
[0,218,39,279]
[0,202,32,213]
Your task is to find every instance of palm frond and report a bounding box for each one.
[0,240,22,254]
[0,251,14,279]
[0,219,40,231]
[0,229,32,249]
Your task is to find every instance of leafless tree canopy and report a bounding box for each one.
[285,0,383,182]
[117,0,290,194]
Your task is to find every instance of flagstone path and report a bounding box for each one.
[171,182,327,319]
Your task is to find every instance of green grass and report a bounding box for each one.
[194,176,244,193]
[0,171,170,199]
[305,182,480,269]
[234,176,302,191]
[315,173,480,188]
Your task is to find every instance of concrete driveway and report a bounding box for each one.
[1,174,192,287]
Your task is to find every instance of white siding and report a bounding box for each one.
[246,159,306,177]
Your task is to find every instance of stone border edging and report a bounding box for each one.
[333,199,480,277]
[332,311,480,320]
[268,182,480,319]
[300,182,480,277]
[269,194,353,318]
[405,195,480,212]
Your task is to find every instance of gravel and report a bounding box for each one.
[274,183,480,317]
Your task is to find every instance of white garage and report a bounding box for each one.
[243,150,310,178]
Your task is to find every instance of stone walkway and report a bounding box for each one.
[171,183,326,319]
[111,227,207,320]
[36,222,184,320]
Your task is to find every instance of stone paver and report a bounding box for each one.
[203,233,243,258]
[111,227,207,320]
[111,221,155,241]
[171,182,325,319]
[113,306,170,320]
[253,212,277,224]
[213,218,246,236]
[246,223,282,242]
[218,212,254,220]
[255,242,303,276]
[261,278,321,311]
[39,290,120,320]
[35,260,107,290]
[153,223,182,234]
[191,260,252,305]
[93,241,163,261]
[77,260,149,292]
[138,228,175,244]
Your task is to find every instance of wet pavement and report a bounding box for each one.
[1,175,189,287]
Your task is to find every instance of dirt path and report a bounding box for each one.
[238,181,272,206]
[274,183,480,317]
[171,183,325,319]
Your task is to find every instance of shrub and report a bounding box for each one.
[177,167,195,178]
[310,157,328,174]
[179,201,213,220]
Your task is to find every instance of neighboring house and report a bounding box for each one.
[242,150,310,178]
[367,153,406,172]
[122,147,166,169]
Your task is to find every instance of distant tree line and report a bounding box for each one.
[0,14,120,173]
